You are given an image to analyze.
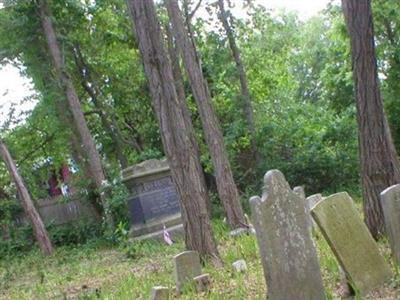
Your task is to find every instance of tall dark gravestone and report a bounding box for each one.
[122,159,183,240]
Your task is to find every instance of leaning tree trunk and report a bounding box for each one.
[342,0,400,239]
[216,0,260,165]
[164,23,212,214]
[126,0,220,263]
[72,44,129,169]
[0,140,53,255]
[37,0,113,228]
[166,0,246,229]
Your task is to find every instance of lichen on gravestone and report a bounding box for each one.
[250,169,325,300]
[311,192,392,296]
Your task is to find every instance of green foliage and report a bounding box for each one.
[1,0,400,254]
[48,219,102,246]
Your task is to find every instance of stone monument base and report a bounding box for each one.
[130,213,184,241]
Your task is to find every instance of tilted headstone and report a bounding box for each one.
[307,194,323,230]
[380,184,400,265]
[250,170,326,300]
[173,251,202,293]
[311,192,392,296]
[149,286,169,300]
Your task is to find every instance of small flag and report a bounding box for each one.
[163,224,173,245]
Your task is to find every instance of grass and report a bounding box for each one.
[1,220,399,299]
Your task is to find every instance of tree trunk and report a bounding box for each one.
[216,0,260,165]
[126,0,220,263]
[37,0,113,228]
[166,0,246,229]
[0,140,53,255]
[165,22,212,213]
[342,0,400,238]
[72,44,129,169]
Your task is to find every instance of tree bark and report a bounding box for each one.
[37,0,113,228]
[0,140,53,255]
[165,22,212,213]
[72,44,129,169]
[126,0,220,263]
[342,0,400,238]
[166,0,246,229]
[216,0,259,165]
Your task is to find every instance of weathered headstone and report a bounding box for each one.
[307,193,323,211]
[232,259,247,273]
[173,251,202,293]
[149,286,169,300]
[307,193,323,230]
[380,184,400,265]
[311,192,392,296]
[229,227,249,237]
[122,159,183,240]
[250,169,325,300]
[193,274,210,293]
[294,185,314,233]
[293,185,306,199]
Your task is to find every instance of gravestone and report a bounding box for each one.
[380,184,400,265]
[232,259,247,273]
[149,286,169,300]
[122,159,183,240]
[311,192,392,296]
[193,274,210,293]
[250,169,325,300]
[293,185,313,233]
[293,186,305,199]
[173,251,202,293]
[307,193,323,211]
[306,193,323,230]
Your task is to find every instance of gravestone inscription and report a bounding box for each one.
[127,176,180,224]
[122,159,183,239]
[311,192,392,296]
[250,170,325,300]
[380,184,400,265]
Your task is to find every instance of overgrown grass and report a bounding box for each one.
[1,220,399,299]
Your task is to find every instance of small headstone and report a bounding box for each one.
[250,170,325,300]
[311,192,392,296]
[380,184,400,265]
[229,227,249,237]
[173,251,202,293]
[306,193,323,230]
[149,286,169,300]
[193,273,210,293]
[293,186,306,199]
[307,193,323,211]
[232,259,247,273]
[294,186,314,233]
